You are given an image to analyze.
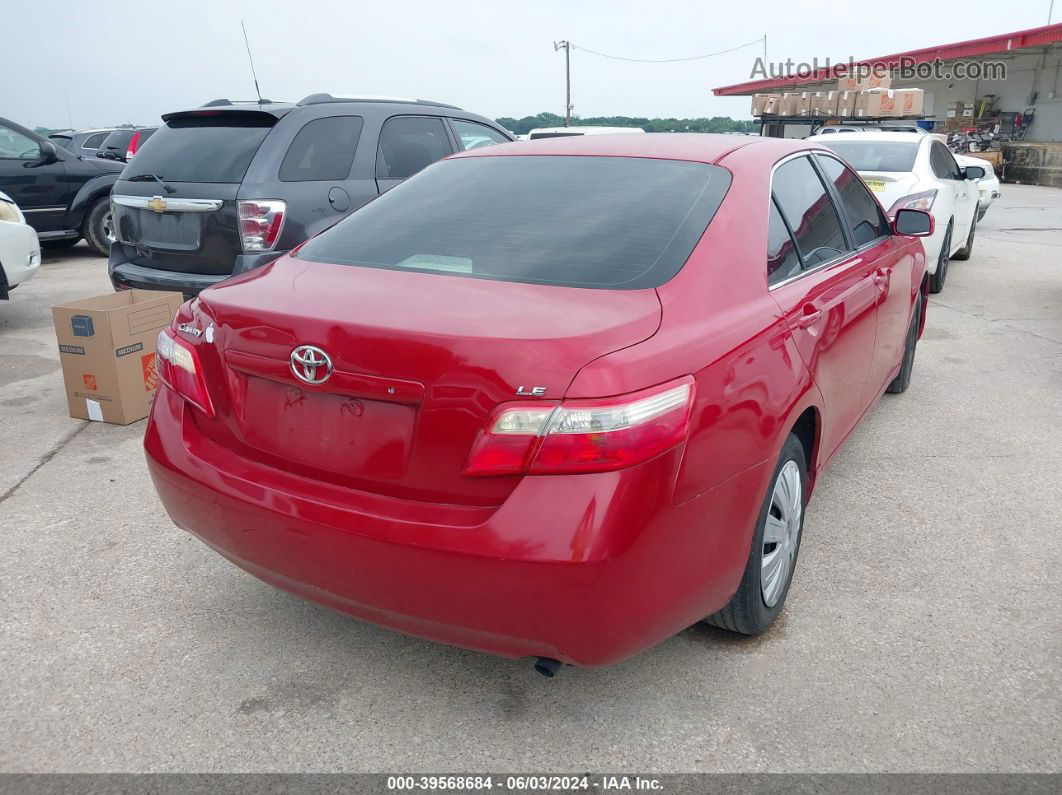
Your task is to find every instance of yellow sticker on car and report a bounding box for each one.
[865,180,887,192]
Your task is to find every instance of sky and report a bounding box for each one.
[3,0,1057,129]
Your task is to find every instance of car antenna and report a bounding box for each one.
[241,20,265,105]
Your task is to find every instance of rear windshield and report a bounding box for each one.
[295,155,731,289]
[101,129,136,149]
[817,140,919,172]
[122,116,272,183]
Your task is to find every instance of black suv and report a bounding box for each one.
[108,94,512,296]
[0,117,124,255]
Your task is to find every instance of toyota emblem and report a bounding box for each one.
[290,345,333,385]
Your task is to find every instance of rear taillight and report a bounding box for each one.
[125,131,141,160]
[238,200,286,251]
[463,377,695,476]
[888,189,937,214]
[156,328,214,417]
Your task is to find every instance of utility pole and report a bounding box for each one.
[554,40,572,126]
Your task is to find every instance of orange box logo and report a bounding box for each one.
[83,373,97,391]
[142,352,158,393]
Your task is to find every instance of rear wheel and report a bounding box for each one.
[82,198,114,256]
[952,214,976,260]
[886,292,922,394]
[705,433,807,634]
[929,223,952,294]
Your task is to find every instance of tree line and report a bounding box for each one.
[495,112,757,135]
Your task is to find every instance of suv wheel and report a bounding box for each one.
[704,433,807,634]
[83,198,114,256]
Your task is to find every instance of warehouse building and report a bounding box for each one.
[713,23,1062,184]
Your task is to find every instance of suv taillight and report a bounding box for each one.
[125,131,141,160]
[463,377,695,476]
[156,328,214,417]
[238,200,286,251]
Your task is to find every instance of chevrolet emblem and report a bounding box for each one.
[147,196,167,213]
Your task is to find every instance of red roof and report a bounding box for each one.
[713,23,1062,96]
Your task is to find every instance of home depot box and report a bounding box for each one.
[857,87,925,117]
[945,100,975,118]
[836,72,892,92]
[836,89,859,117]
[810,90,839,115]
[52,290,184,425]
[778,93,802,116]
[751,93,782,116]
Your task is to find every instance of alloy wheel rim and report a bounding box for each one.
[102,212,116,244]
[761,460,802,607]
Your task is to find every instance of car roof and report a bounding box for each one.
[163,94,465,123]
[451,132,815,165]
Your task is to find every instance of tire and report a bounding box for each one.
[886,292,922,394]
[928,223,952,294]
[41,238,80,250]
[705,434,807,635]
[952,214,976,260]
[82,198,114,256]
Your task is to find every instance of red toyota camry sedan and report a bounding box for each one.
[145,134,932,671]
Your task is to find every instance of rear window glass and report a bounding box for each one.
[122,116,272,183]
[102,129,136,149]
[817,140,918,172]
[296,155,731,289]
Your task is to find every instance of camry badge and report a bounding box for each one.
[290,345,333,385]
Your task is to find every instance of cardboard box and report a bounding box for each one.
[837,72,892,92]
[836,89,859,117]
[794,91,813,117]
[751,93,782,116]
[810,91,839,116]
[778,93,803,116]
[946,100,975,118]
[52,290,184,425]
[858,87,924,117]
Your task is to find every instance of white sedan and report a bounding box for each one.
[818,131,983,294]
[955,154,1001,220]
[0,190,40,300]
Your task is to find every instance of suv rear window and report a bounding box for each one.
[296,155,731,289]
[123,117,273,183]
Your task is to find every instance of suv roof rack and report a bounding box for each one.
[200,98,280,108]
[295,93,460,109]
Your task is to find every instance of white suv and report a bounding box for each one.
[0,191,40,299]
[817,132,983,294]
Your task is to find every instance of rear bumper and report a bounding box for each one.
[144,387,769,667]
[109,248,284,297]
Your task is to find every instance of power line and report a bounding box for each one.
[569,37,765,64]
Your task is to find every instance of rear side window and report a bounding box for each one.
[280,116,363,182]
[376,116,454,180]
[82,132,108,150]
[815,154,888,247]
[931,142,962,180]
[451,119,509,151]
[122,116,273,183]
[297,155,731,289]
[772,156,849,267]
[767,200,802,285]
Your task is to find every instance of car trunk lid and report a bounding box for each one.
[188,257,662,506]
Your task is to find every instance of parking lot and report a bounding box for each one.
[1,184,1060,773]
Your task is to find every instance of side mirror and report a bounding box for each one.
[963,165,986,180]
[893,208,934,237]
[38,140,61,162]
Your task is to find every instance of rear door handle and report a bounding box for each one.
[873,271,887,287]
[796,308,822,329]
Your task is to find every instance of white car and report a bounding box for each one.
[526,126,646,140]
[0,191,40,299]
[817,132,982,293]
[955,154,1001,220]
